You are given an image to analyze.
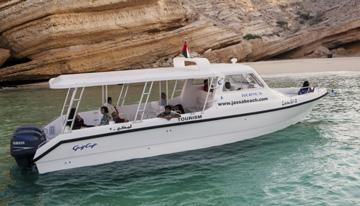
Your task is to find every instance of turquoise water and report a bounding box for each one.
[1,73,360,205]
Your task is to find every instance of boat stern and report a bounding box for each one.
[10,126,46,169]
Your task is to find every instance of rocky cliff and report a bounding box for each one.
[0,0,359,84]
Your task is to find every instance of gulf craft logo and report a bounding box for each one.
[73,143,98,152]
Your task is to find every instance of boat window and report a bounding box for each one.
[223,73,264,91]
[229,75,248,83]
[246,73,264,88]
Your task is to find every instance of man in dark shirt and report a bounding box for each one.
[157,105,181,121]
[111,112,129,123]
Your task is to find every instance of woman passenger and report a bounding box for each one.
[99,106,110,126]
[298,81,315,95]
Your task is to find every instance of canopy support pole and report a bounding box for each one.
[134,81,154,122]
[61,87,85,133]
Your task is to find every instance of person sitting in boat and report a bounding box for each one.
[224,82,232,91]
[157,105,181,120]
[298,81,315,95]
[248,80,256,89]
[160,92,167,107]
[67,108,92,130]
[174,104,185,114]
[111,112,129,123]
[203,79,214,92]
[103,97,117,117]
[99,106,110,126]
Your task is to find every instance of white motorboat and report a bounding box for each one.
[10,57,327,174]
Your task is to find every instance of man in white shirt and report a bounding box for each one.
[103,97,116,116]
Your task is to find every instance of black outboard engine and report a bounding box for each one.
[10,126,46,168]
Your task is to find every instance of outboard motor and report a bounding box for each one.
[10,126,46,168]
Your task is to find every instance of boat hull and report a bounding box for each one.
[34,98,319,174]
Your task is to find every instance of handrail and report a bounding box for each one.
[134,81,154,122]
[202,77,215,113]
[265,79,324,90]
[116,83,130,107]
[61,87,85,133]
[60,88,71,117]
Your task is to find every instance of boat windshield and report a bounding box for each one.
[224,73,264,91]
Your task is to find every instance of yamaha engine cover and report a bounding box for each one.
[10,126,46,168]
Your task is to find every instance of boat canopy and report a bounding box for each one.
[211,64,256,75]
[49,57,257,89]
[49,58,219,89]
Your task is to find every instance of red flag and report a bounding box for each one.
[182,41,188,58]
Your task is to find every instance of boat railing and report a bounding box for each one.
[41,115,61,129]
[266,79,325,90]
[38,140,47,149]
[266,79,326,97]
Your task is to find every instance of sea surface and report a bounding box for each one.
[0,72,360,205]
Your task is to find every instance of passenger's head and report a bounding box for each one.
[111,112,118,119]
[107,97,112,104]
[174,104,185,114]
[161,92,166,99]
[101,106,109,114]
[165,105,172,113]
[303,81,310,87]
[225,82,231,89]
[204,79,208,85]
[69,108,76,119]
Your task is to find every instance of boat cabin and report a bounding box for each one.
[43,58,268,140]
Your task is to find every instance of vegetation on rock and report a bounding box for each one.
[243,34,262,40]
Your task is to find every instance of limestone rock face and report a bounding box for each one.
[308,46,331,58]
[0,0,359,83]
[0,48,10,67]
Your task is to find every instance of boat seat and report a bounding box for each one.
[186,91,214,112]
[186,97,210,112]
[119,113,129,121]
[143,101,165,119]
[150,102,164,113]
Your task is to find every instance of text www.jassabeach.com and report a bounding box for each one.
[218,97,269,106]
